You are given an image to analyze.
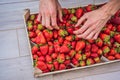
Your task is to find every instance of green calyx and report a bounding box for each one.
[37,24,43,30]
[71,9,76,14]
[60,30,68,37]
[110,31,115,37]
[71,16,77,22]
[30,14,35,20]
[104,36,110,42]
[103,47,110,54]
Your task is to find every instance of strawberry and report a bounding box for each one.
[37,24,44,30]
[48,41,53,46]
[67,27,74,34]
[87,39,95,44]
[63,40,71,46]
[75,8,83,19]
[86,58,94,65]
[35,29,40,34]
[29,31,36,38]
[65,35,75,41]
[102,46,110,54]
[64,60,70,65]
[75,40,85,51]
[48,45,54,55]
[72,58,79,67]
[59,64,66,70]
[42,69,50,73]
[115,54,120,59]
[103,28,111,35]
[38,56,45,61]
[62,8,69,15]
[91,44,99,53]
[90,53,98,58]
[100,33,110,42]
[58,37,64,44]
[51,53,58,59]
[27,24,33,31]
[79,60,86,67]
[117,25,120,32]
[53,61,59,70]
[65,21,71,27]
[114,34,120,43]
[53,30,58,39]
[109,48,117,56]
[106,24,113,30]
[54,44,60,53]
[43,29,53,41]
[65,54,70,60]
[96,38,103,47]
[85,42,91,52]
[32,45,39,54]
[36,32,46,44]
[46,55,52,63]
[58,29,68,37]
[33,54,38,60]
[37,61,47,71]
[71,41,76,49]
[97,49,103,56]
[94,57,101,63]
[107,56,115,60]
[31,38,36,43]
[37,51,42,56]
[75,53,82,61]
[33,25,37,30]
[85,51,91,58]
[69,50,76,58]
[57,53,65,63]
[40,44,48,55]
[46,63,54,71]
[86,4,96,12]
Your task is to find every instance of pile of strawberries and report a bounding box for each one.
[27,4,120,73]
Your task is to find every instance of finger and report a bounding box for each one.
[75,14,87,27]
[85,31,95,39]
[74,20,90,35]
[41,13,45,26]
[51,14,59,29]
[93,30,101,39]
[37,13,41,22]
[58,9,63,22]
[45,14,53,30]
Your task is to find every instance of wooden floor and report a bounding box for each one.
[1,0,120,80]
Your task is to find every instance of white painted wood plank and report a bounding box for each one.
[0,56,34,80]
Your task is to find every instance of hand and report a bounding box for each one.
[74,0,120,40]
[37,0,63,30]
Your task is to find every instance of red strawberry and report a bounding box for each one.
[106,24,113,30]
[57,53,65,63]
[36,32,46,44]
[62,8,69,15]
[85,42,91,52]
[37,61,47,71]
[69,50,76,58]
[97,49,103,56]
[102,46,110,54]
[75,8,83,19]
[96,38,103,47]
[48,45,54,55]
[37,51,42,56]
[27,24,33,31]
[72,58,79,67]
[46,63,54,71]
[103,28,111,35]
[86,4,96,12]
[63,40,71,45]
[115,54,120,59]
[29,31,36,38]
[32,45,39,54]
[53,61,59,70]
[86,58,95,65]
[75,40,85,51]
[65,35,75,41]
[71,41,76,49]
[43,29,53,41]
[31,38,36,43]
[51,53,58,59]
[67,28,74,34]
[114,34,120,43]
[65,21,71,27]
[35,29,40,34]
[58,37,64,44]
[75,53,82,61]
[59,64,66,70]
[38,56,45,61]
[90,53,98,58]
[87,39,95,43]
[117,25,120,32]
[33,54,38,60]
[100,33,110,42]
[111,26,116,31]
[46,55,52,63]
[91,44,99,53]
[42,69,50,73]
[60,45,70,53]
[48,41,53,46]
[107,56,115,60]
[109,48,117,56]
[79,60,86,67]
[53,30,58,39]
[64,60,70,65]
[54,44,60,53]
[85,52,91,58]
[94,57,101,63]
[40,44,48,55]
[33,25,37,30]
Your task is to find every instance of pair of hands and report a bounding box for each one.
[37,0,113,40]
